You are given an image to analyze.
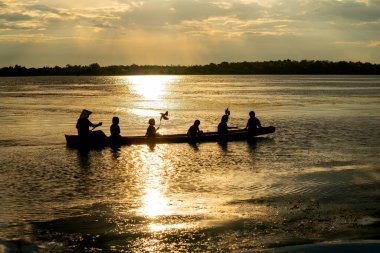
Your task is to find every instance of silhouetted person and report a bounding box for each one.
[109,116,121,147]
[218,114,229,135]
[76,109,106,146]
[245,111,262,134]
[187,120,203,139]
[110,116,121,137]
[76,109,103,137]
[146,118,160,138]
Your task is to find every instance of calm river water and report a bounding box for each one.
[0,75,379,252]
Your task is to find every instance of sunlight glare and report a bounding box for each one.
[149,223,187,232]
[129,108,160,117]
[141,188,169,217]
[126,75,175,100]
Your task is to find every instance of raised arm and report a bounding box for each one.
[89,120,102,128]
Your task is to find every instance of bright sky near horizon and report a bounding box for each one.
[0,0,379,67]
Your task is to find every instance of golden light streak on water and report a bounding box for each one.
[126,75,176,100]
[128,108,161,117]
[141,188,169,217]
[132,146,194,232]
[149,223,187,232]
[134,145,173,220]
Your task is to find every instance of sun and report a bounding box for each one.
[126,75,176,100]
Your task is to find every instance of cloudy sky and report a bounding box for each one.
[0,0,379,67]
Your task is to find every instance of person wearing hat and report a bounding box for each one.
[76,109,103,137]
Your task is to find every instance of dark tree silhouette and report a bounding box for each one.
[1,60,379,76]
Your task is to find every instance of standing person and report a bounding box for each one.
[245,111,262,134]
[76,109,103,137]
[110,116,121,137]
[187,120,203,139]
[146,118,160,138]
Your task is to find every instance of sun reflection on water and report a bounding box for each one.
[128,108,160,117]
[131,145,194,232]
[135,146,171,217]
[126,75,176,100]
[149,223,187,232]
[141,188,169,217]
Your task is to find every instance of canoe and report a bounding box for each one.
[65,126,275,148]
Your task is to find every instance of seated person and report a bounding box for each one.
[76,109,104,137]
[146,118,160,138]
[187,120,203,139]
[217,114,230,135]
[245,111,262,134]
[110,116,121,138]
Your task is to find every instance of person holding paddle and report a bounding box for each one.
[76,109,105,139]
[218,108,238,135]
[218,114,230,135]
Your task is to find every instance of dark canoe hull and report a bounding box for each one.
[65,127,275,148]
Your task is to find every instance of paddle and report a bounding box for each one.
[90,122,102,131]
[224,107,241,129]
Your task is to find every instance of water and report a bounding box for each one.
[0,75,379,252]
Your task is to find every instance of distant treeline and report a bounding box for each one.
[1,60,380,76]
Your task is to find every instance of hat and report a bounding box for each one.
[80,109,92,119]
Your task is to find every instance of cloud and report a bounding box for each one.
[0,0,379,65]
[25,4,62,14]
[0,33,59,42]
[368,40,380,47]
[170,16,295,38]
[335,40,380,47]
[0,13,33,21]
[313,0,380,22]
